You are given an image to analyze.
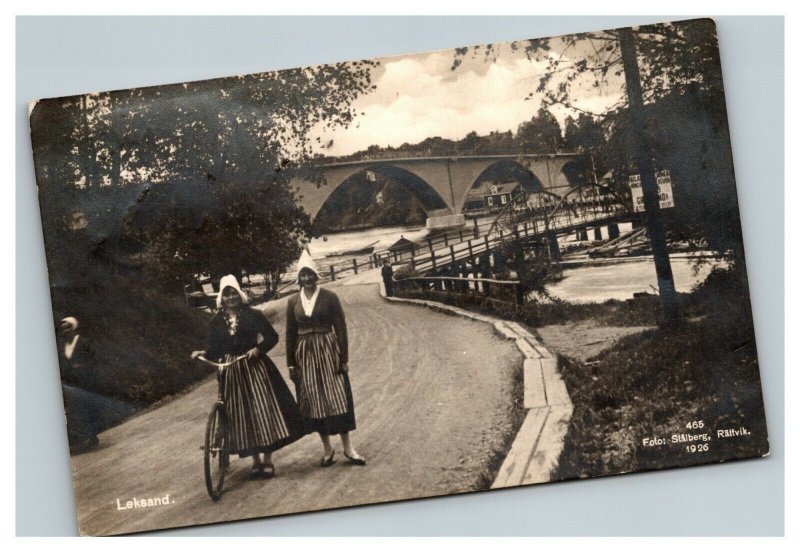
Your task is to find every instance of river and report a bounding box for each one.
[308,223,430,259]
[546,254,727,303]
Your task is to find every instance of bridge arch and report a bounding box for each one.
[559,160,583,188]
[304,163,451,221]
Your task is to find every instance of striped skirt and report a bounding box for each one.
[294,331,356,435]
[223,353,306,457]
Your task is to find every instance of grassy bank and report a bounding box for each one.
[50,271,214,439]
[549,268,769,479]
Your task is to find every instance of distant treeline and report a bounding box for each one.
[320,107,580,162]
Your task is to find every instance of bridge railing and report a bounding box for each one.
[393,275,523,311]
[319,197,627,282]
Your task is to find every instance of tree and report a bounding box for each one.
[563,113,607,184]
[30,58,378,289]
[454,19,744,322]
[515,108,563,153]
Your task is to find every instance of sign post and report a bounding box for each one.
[628,170,675,213]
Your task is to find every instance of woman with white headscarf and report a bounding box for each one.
[192,275,306,478]
[286,251,366,467]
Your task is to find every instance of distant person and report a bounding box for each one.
[381,259,394,297]
[286,251,366,467]
[58,317,100,454]
[191,275,306,478]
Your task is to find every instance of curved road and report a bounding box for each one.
[71,274,521,536]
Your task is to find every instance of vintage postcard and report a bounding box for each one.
[29,18,769,535]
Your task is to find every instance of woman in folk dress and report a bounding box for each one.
[286,252,366,467]
[192,275,306,478]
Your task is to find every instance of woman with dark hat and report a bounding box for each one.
[286,251,366,467]
[191,275,306,478]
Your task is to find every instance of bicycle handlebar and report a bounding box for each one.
[195,355,248,369]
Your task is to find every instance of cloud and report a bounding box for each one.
[311,42,621,156]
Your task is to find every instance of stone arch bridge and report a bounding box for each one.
[290,153,584,229]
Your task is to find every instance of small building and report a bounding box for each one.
[483,182,523,208]
[464,181,525,213]
[386,235,416,263]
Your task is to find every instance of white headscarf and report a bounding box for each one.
[296,249,320,281]
[296,250,321,317]
[216,274,249,308]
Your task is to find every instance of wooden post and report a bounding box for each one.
[467,240,476,272]
[353,258,358,274]
[443,234,449,247]
[459,229,464,242]
[330,265,336,281]
[473,216,479,238]
[450,245,456,267]
[429,240,437,271]
[410,248,416,270]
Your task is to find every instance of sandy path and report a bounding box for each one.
[535,322,655,364]
[70,281,521,536]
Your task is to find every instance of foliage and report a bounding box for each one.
[453,18,745,266]
[393,263,420,281]
[30,59,378,288]
[50,267,213,407]
[515,108,563,153]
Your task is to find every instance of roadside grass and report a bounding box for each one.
[551,268,769,480]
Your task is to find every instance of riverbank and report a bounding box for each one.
[534,268,769,480]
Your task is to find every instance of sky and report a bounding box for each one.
[309,37,627,157]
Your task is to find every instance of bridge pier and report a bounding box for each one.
[426,213,466,230]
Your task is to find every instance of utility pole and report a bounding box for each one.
[618,27,678,322]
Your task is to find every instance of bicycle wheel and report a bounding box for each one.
[204,403,229,501]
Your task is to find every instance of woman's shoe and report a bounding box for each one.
[262,462,276,479]
[321,450,336,467]
[344,451,367,466]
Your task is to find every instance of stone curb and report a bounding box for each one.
[378,281,573,489]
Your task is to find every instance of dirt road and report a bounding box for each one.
[71,277,521,535]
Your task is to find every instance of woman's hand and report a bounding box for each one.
[246,347,260,360]
[190,350,206,360]
[288,366,300,383]
[338,361,349,375]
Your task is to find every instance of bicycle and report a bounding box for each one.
[195,354,247,501]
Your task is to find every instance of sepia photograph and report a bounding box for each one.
[28,17,770,536]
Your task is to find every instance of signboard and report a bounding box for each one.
[628,170,675,212]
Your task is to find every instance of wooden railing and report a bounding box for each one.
[319,198,626,282]
[393,275,524,311]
